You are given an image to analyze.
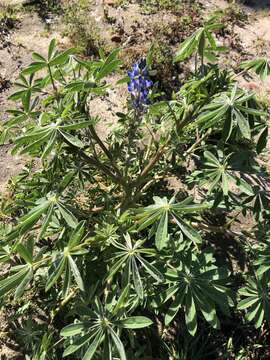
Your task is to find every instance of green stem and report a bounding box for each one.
[48,63,57,92]
[62,135,125,187]
[56,65,67,84]
[89,125,123,180]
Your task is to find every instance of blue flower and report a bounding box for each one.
[127,59,153,110]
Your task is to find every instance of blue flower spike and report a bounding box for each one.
[127,59,153,110]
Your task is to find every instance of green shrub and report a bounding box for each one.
[1,19,270,359]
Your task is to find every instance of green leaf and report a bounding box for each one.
[185,290,197,336]
[174,30,201,62]
[106,256,127,281]
[222,173,229,196]
[41,131,57,160]
[48,39,56,60]
[60,121,93,131]
[37,203,54,240]
[6,201,50,241]
[120,316,153,329]
[173,214,202,244]
[61,322,86,337]
[132,258,143,299]
[238,297,259,310]
[223,113,233,141]
[137,211,161,232]
[155,211,168,250]
[146,43,154,68]
[62,260,71,298]
[109,328,126,360]
[20,131,52,155]
[32,52,47,63]
[16,243,33,264]
[45,257,66,292]
[22,62,47,75]
[96,49,121,81]
[235,177,253,196]
[204,151,220,166]
[241,58,270,80]
[234,109,251,139]
[63,334,92,357]
[58,203,78,229]
[0,266,29,297]
[116,76,130,85]
[14,267,33,299]
[113,285,130,315]
[50,49,74,66]
[137,256,164,282]
[254,303,265,328]
[68,221,86,249]
[68,255,84,291]
[60,131,84,148]
[165,291,185,325]
[82,330,103,360]
[257,126,268,154]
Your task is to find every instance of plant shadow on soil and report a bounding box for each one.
[242,0,270,7]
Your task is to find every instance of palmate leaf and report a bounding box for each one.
[8,73,41,102]
[136,196,209,249]
[46,221,86,293]
[6,194,78,243]
[254,240,270,276]
[163,253,232,335]
[174,22,225,63]
[22,39,74,76]
[240,58,270,80]
[196,86,266,141]
[0,239,35,299]
[199,149,254,197]
[95,48,122,81]
[238,276,270,328]
[174,28,203,62]
[12,118,93,158]
[6,199,51,241]
[108,234,164,299]
[61,297,152,360]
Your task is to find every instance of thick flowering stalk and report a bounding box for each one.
[127,59,153,109]
[121,59,153,206]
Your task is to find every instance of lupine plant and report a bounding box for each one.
[0,21,270,359]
